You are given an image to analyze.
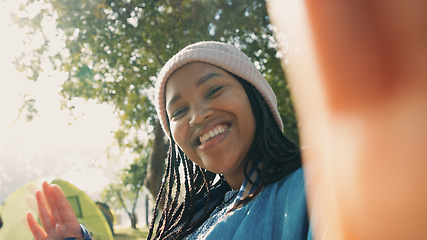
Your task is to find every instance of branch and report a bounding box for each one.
[117,191,132,217]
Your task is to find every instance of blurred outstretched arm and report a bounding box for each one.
[268,1,427,239]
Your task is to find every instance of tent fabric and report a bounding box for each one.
[0,179,113,240]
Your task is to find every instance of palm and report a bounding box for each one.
[27,182,82,240]
[268,0,427,239]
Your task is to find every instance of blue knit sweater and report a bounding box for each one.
[185,167,311,239]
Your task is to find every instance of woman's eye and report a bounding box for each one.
[207,86,223,98]
[172,108,187,119]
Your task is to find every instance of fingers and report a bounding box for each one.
[27,211,47,240]
[41,183,82,237]
[51,185,77,223]
[42,181,63,226]
[50,185,82,236]
[29,181,83,240]
[36,190,56,234]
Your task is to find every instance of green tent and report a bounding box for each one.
[0,179,113,240]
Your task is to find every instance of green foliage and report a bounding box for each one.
[101,156,147,228]
[14,1,300,213]
[12,94,39,123]
[100,183,122,211]
[13,0,299,146]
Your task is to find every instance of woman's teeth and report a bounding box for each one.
[199,126,229,144]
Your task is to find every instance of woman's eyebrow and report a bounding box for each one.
[167,73,222,110]
[166,94,181,111]
[196,73,222,87]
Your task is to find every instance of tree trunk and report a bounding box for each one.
[144,121,168,200]
[145,192,149,226]
[130,213,138,229]
[117,191,140,229]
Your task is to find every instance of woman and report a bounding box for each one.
[149,42,309,239]
[27,42,311,240]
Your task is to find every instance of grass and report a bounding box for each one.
[113,226,149,240]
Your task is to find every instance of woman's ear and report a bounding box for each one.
[268,0,427,239]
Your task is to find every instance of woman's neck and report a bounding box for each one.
[224,173,245,190]
[224,160,254,190]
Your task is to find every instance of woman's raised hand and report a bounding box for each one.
[27,181,83,240]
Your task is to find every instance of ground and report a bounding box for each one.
[114,226,149,240]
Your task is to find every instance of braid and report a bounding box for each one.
[147,136,228,240]
[147,141,173,239]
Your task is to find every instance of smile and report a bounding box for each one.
[199,125,231,145]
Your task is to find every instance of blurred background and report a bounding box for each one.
[0,1,121,205]
[0,0,298,237]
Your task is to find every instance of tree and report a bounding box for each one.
[101,159,147,229]
[13,0,299,201]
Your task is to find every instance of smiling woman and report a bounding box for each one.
[148,41,306,240]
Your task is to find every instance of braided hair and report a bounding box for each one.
[147,75,302,240]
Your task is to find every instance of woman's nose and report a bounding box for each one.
[189,106,214,127]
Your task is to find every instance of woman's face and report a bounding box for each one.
[165,62,256,186]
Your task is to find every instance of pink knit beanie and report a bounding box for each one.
[155,41,283,136]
